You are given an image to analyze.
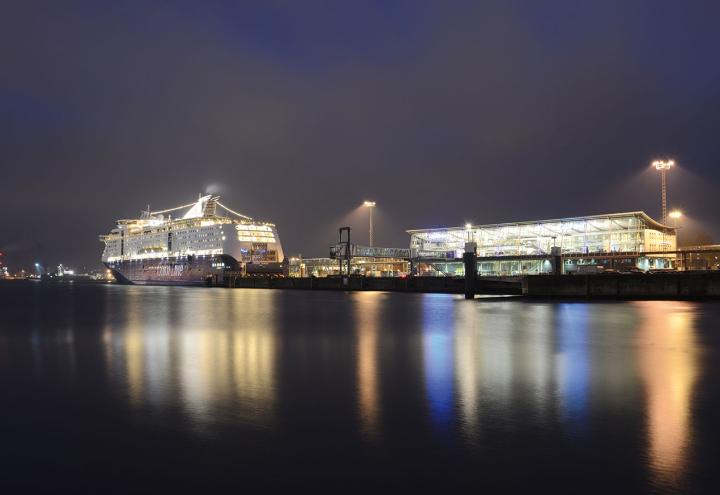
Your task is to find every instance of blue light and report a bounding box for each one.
[422,296,455,433]
[557,304,590,431]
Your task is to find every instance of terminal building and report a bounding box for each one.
[408,211,677,276]
[288,211,681,278]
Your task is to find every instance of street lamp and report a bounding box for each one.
[363,201,376,246]
[652,159,675,224]
[667,209,683,265]
[669,209,683,242]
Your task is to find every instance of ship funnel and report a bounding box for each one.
[203,196,220,217]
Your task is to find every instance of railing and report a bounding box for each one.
[330,243,411,259]
[413,248,720,262]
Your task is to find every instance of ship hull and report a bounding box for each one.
[105,255,236,286]
[105,255,284,286]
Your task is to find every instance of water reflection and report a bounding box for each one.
[124,289,147,407]
[555,304,590,429]
[454,301,481,438]
[99,288,700,473]
[635,301,698,489]
[355,293,382,441]
[452,303,557,437]
[29,287,78,380]
[2,283,717,491]
[423,295,456,432]
[103,287,278,431]
[520,305,554,421]
[448,298,699,485]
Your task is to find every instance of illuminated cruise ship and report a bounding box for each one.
[100,195,285,285]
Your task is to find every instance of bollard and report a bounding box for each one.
[463,241,478,299]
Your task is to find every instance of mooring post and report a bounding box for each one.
[463,241,477,299]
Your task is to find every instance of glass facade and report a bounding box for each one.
[409,212,676,258]
[408,212,677,276]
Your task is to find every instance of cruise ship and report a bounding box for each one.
[100,195,285,285]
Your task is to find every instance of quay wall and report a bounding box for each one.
[226,276,520,295]
[523,273,720,299]
[223,273,720,299]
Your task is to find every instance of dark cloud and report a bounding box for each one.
[1,0,719,269]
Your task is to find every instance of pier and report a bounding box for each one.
[219,235,720,299]
[221,271,720,300]
[522,271,720,299]
[224,274,522,296]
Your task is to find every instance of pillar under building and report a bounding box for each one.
[463,241,477,299]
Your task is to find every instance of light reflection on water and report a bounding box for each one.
[418,295,699,488]
[103,289,700,485]
[635,301,698,489]
[102,287,278,431]
[422,295,455,433]
[355,293,381,441]
[556,304,590,430]
[1,284,714,490]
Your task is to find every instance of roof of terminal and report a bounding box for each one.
[407,211,674,234]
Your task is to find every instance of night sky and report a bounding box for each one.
[2,0,720,270]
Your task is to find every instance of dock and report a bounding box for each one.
[221,271,720,299]
[224,274,522,295]
[522,272,720,299]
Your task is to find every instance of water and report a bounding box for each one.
[1,282,719,493]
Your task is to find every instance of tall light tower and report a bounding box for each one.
[652,159,675,224]
[363,201,376,247]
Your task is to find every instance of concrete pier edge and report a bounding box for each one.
[222,272,720,299]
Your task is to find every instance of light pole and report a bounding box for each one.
[668,210,682,269]
[363,201,376,247]
[652,159,675,224]
[669,209,683,244]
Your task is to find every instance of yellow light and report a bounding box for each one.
[669,210,683,219]
[363,201,376,207]
[653,159,675,170]
[465,223,472,230]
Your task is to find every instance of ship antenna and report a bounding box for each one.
[141,204,151,219]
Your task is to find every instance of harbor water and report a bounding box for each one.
[1,282,719,493]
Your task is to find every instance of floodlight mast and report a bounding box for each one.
[363,201,376,247]
[652,159,675,224]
